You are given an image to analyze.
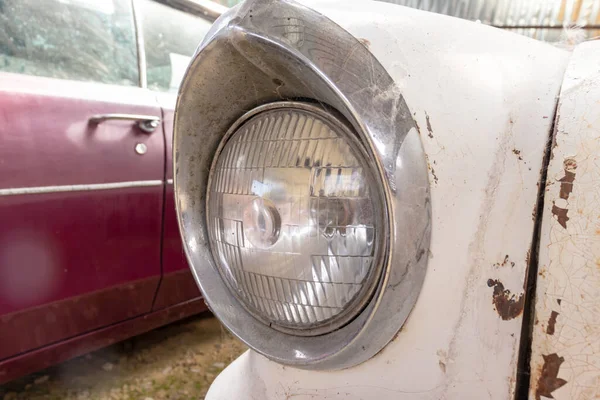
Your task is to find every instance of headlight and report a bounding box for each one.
[174,0,431,369]
[207,102,384,335]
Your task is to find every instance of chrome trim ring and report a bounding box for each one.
[174,0,431,369]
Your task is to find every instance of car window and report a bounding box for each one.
[138,0,213,93]
[0,0,139,86]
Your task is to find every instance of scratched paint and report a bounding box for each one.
[530,41,600,400]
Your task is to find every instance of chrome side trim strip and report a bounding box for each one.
[167,179,174,185]
[0,180,164,197]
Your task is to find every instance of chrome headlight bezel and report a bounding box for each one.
[174,0,431,369]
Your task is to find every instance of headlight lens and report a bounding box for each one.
[207,103,383,335]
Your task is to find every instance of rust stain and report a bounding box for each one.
[430,167,439,184]
[414,118,421,135]
[486,279,525,320]
[512,149,523,160]
[425,155,438,185]
[552,203,569,229]
[438,360,446,373]
[535,353,568,400]
[493,254,515,268]
[425,112,434,138]
[558,171,576,200]
[546,311,559,335]
[358,38,370,49]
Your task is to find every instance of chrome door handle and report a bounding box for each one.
[89,114,161,133]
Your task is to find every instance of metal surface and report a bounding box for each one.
[205,0,571,398]
[0,72,164,361]
[529,40,600,400]
[0,297,207,384]
[205,102,386,336]
[174,0,429,369]
[135,142,149,154]
[0,180,162,196]
[89,113,160,133]
[380,0,600,42]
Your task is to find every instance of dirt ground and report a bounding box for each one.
[0,315,247,400]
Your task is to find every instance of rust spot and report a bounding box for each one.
[564,158,577,171]
[546,311,559,335]
[558,158,577,200]
[486,279,525,320]
[430,168,438,184]
[551,204,569,229]
[425,112,434,138]
[558,171,576,200]
[512,149,523,160]
[493,255,514,268]
[358,38,370,49]
[536,353,567,400]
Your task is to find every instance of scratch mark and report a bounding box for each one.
[425,112,434,138]
[546,311,559,335]
[535,353,567,400]
[487,279,525,320]
[551,203,569,229]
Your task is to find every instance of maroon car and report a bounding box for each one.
[0,0,221,384]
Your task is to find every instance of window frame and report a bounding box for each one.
[131,0,222,91]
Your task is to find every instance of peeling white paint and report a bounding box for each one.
[206,0,570,398]
[530,40,600,400]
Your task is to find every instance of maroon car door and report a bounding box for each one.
[135,0,214,310]
[0,0,163,361]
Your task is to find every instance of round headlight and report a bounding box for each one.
[207,102,383,335]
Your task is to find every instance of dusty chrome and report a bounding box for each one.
[89,114,160,133]
[131,0,148,88]
[135,143,148,155]
[174,0,430,369]
[0,180,163,197]
[206,102,386,336]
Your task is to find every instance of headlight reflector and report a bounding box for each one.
[207,103,383,335]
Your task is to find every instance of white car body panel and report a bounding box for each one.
[529,40,600,400]
[205,1,571,399]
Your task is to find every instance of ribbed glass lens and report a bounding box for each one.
[207,105,382,334]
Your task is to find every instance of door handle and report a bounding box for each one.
[89,114,161,133]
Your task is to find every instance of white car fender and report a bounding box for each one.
[204,0,572,399]
[529,40,600,400]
